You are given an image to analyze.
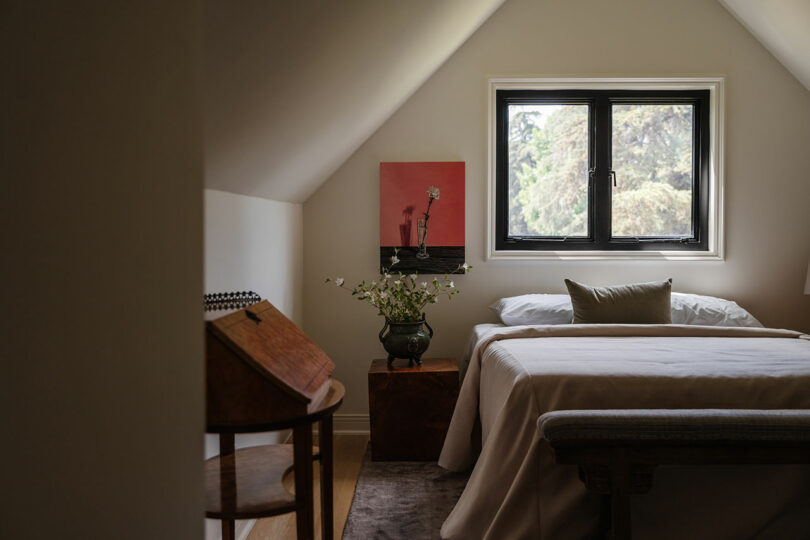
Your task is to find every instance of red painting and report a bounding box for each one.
[380,162,465,274]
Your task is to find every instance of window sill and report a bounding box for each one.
[487,249,723,261]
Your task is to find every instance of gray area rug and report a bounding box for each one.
[342,447,470,539]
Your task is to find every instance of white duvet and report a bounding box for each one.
[440,324,810,539]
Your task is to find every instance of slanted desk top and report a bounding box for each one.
[206,300,335,432]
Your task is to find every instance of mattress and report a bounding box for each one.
[439,324,810,539]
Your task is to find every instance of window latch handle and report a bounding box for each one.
[609,170,617,187]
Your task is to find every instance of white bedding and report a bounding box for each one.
[460,323,503,380]
[440,324,810,539]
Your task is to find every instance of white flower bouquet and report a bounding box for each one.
[326,251,471,323]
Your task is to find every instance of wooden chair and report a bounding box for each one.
[539,409,810,540]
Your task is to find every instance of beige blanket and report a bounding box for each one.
[439,324,810,539]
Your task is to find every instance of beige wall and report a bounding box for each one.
[204,0,504,203]
[2,2,204,538]
[721,0,810,91]
[304,0,810,417]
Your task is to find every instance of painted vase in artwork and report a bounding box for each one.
[416,217,429,259]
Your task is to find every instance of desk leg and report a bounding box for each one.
[293,424,314,540]
[319,416,334,540]
[219,433,236,540]
[221,519,235,540]
[219,432,235,457]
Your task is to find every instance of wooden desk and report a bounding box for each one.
[204,301,340,539]
[206,380,344,540]
[368,358,459,461]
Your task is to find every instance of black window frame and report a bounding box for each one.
[495,88,710,251]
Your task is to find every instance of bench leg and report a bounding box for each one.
[610,450,632,540]
[599,494,611,539]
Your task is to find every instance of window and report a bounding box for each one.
[489,79,723,259]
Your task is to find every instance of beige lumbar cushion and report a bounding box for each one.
[564,278,673,324]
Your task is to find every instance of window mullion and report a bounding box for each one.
[592,94,612,247]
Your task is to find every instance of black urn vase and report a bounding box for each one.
[378,315,434,368]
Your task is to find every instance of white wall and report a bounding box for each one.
[203,188,303,539]
[204,189,303,324]
[2,2,204,538]
[303,0,810,418]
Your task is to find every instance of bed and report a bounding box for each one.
[439,323,810,539]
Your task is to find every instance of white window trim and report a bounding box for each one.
[486,77,725,261]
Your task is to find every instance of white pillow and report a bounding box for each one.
[489,294,574,325]
[489,292,762,328]
[670,292,762,327]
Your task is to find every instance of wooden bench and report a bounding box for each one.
[538,409,810,540]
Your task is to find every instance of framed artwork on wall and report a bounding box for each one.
[380,161,465,274]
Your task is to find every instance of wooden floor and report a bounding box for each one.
[247,433,369,540]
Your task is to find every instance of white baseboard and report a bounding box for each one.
[236,520,255,540]
[206,518,255,540]
[331,413,370,434]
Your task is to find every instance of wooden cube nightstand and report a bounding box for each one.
[368,358,460,461]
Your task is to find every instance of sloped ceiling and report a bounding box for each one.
[205,0,505,203]
[720,0,810,91]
